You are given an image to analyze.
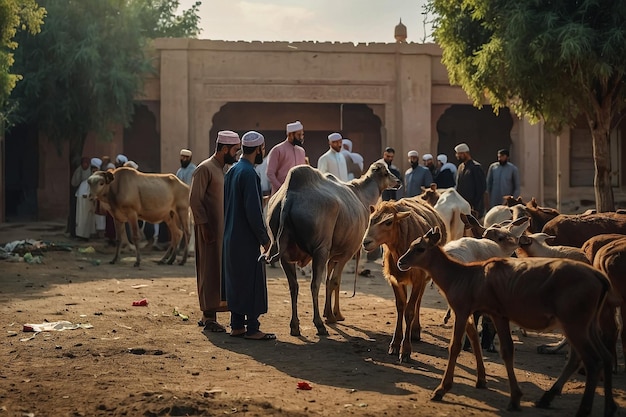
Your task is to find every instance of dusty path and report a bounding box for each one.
[0,221,624,416]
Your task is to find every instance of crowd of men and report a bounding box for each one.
[71,121,521,340]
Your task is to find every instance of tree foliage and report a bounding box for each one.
[430,0,626,211]
[132,0,202,38]
[9,0,201,160]
[0,0,45,115]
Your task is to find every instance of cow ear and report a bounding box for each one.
[396,211,411,220]
[370,205,376,214]
[105,172,114,184]
[529,198,538,208]
[430,183,437,191]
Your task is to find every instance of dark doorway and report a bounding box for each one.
[123,103,160,173]
[210,102,381,169]
[437,105,514,168]
[4,124,38,221]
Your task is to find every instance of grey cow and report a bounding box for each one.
[267,162,400,336]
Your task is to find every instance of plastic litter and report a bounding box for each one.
[172,307,189,321]
[22,321,93,332]
[78,246,96,254]
[23,252,43,264]
[297,381,312,390]
[132,298,148,307]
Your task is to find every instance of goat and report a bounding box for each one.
[517,233,590,264]
[397,227,615,417]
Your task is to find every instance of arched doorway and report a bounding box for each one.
[124,104,160,173]
[209,102,382,168]
[437,105,514,167]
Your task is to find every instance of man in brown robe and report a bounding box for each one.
[189,130,241,332]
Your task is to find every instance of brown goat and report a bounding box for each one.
[360,198,481,365]
[504,196,560,233]
[543,212,626,247]
[397,227,615,417]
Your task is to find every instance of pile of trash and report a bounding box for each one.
[0,239,73,262]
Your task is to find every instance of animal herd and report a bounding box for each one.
[87,163,625,417]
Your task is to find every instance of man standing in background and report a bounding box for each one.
[486,149,520,209]
[317,132,349,181]
[455,143,487,217]
[266,121,306,194]
[404,150,433,197]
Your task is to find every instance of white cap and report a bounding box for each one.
[422,153,433,161]
[217,130,240,145]
[454,143,470,153]
[124,161,139,169]
[437,154,448,164]
[286,121,304,133]
[242,131,265,147]
[180,149,192,157]
[342,138,353,152]
[91,158,103,168]
[115,154,128,165]
[407,150,419,158]
[328,132,342,143]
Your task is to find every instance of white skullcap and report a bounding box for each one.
[454,143,470,153]
[124,161,139,169]
[422,153,433,161]
[115,154,128,165]
[90,158,102,168]
[437,154,448,164]
[407,150,419,158]
[286,121,304,133]
[342,138,353,152]
[242,131,265,147]
[217,130,240,145]
[328,132,342,143]
[180,149,192,157]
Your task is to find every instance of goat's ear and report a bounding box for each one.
[511,216,529,226]
[396,211,411,220]
[104,172,114,184]
[529,197,538,208]
[519,235,531,245]
[370,205,376,214]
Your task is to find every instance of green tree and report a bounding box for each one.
[10,0,201,162]
[430,0,626,212]
[132,0,202,38]
[0,0,45,119]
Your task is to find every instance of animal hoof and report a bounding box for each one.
[430,392,444,402]
[388,347,399,355]
[316,328,329,336]
[133,263,140,268]
[398,353,411,363]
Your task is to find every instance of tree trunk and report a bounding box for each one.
[590,110,615,212]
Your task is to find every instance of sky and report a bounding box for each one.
[180,0,433,44]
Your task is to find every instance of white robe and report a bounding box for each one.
[75,180,95,239]
[317,149,349,182]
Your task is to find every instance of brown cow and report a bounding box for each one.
[88,168,190,267]
[542,212,626,247]
[397,228,615,417]
[362,197,458,363]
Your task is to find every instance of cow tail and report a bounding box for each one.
[268,196,292,264]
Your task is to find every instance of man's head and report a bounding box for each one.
[216,130,241,165]
[437,154,447,167]
[286,121,304,147]
[115,154,128,167]
[423,153,434,169]
[80,157,90,170]
[328,132,343,153]
[180,149,192,168]
[454,143,470,163]
[498,149,510,165]
[342,138,353,153]
[383,147,395,165]
[407,150,419,168]
[90,158,102,173]
[242,131,265,165]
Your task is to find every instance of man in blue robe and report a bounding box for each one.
[223,131,275,340]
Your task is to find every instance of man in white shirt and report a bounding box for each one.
[317,132,349,181]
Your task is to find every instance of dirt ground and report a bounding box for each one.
[1,221,625,417]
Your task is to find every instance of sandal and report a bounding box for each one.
[230,329,246,338]
[244,331,276,341]
[203,321,226,333]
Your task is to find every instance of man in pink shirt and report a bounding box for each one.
[267,120,306,194]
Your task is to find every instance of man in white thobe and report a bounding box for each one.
[317,132,349,182]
